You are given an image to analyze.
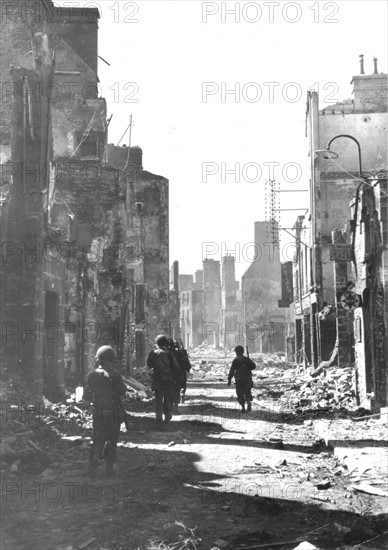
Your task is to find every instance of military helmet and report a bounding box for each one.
[95,345,115,363]
[155,334,168,348]
[234,345,244,354]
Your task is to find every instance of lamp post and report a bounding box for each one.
[315,134,363,177]
[315,133,364,369]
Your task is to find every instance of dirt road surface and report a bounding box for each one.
[1,366,388,550]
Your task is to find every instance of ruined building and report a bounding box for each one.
[169,261,180,341]
[180,287,204,349]
[221,255,242,349]
[242,221,287,352]
[202,259,221,347]
[292,57,387,407]
[349,177,387,408]
[179,257,242,351]
[0,1,170,399]
[179,260,222,349]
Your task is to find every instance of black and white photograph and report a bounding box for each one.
[0,0,387,548]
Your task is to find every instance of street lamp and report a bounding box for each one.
[315,134,363,177]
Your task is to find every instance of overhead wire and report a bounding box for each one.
[328,157,388,198]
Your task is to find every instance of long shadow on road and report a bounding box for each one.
[3,403,387,550]
[181,400,286,423]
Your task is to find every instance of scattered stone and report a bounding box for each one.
[167,441,175,447]
[312,495,329,502]
[351,483,388,497]
[213,539,229,548]
[315,480,331,490]
[10,461,20,472]
[28,439,44,453]
[333,523,351,534]
[77,537,97,550]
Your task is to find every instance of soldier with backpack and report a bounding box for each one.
[168,339,191,415]
[147,335,180,429]
[84,345,127,478]
[227,345,256,412]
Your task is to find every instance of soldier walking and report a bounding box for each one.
[228,345,256,413]
[168,339,191,414]
[147,335,180,429]
[84,346,127,478]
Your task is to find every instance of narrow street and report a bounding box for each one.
[1,2,387,550]
[2,354,387,550]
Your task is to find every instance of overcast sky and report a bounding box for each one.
[59,0,387,280]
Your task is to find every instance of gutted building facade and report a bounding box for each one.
[291,58,387,407]
[242,221,287,352]
[0,1,170,399]
[349,177,387,407]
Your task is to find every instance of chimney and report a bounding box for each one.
[351,56,387,112]
[359,54,365,75]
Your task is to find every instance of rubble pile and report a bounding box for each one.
[0,383,95,479]
[190,360,229,381]
[0,367,156,481]
[290,366,356,411]
[131,365,153,389]
[255,365,358,412]
[188,342,287,382]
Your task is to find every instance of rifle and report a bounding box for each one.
[246,346,250,359]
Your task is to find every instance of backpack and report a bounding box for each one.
[235,359,253,381]
[149,349,175,381]
[176,349,191,372]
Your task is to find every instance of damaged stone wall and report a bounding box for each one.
[350,178,388,408]
[202,259,221,347]
[221,255,242,349]
[331,227,353,367]
[0,0,56,399]
[242,221,286,353]
[1,2,171,400]
[106,144,170,366]
[169,261,181,341]
[296,68,387,371]
[50,160,126,383]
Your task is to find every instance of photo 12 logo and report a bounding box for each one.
[1,240,140,265]
[1,80,140,105]
[0,2,140,24]
[201,2,340,24]
[202,81,339,104]
[202,161,303,184]
[201,239,300,264]
[1,481,139,504]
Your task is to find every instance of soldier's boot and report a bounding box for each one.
[246,400,252,412]
[241,404,246,413]
[172,404,179,415]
